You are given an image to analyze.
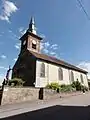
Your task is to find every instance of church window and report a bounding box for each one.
[32,40,37,49]
[71,71,74,82]
[23,40,26,46]
[32,43,36,49]
[58,67,63,80]
[40,63,45,77]
[80,74,84,83]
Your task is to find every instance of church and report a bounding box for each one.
[12,17,88,88]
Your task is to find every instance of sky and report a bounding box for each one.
[0,0,90,84]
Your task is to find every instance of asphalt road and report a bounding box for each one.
[0,92,90,120]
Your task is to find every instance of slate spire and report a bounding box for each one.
[29,17,36,35]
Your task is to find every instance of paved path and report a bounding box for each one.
[0,92,90,120]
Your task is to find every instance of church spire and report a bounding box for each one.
[28,17,37,35]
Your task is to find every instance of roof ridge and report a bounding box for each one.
[28,50,87,73]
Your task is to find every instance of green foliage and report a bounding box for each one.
[0,85,2,89]
[71,81,88,91]
[46,81,88,93]
[60,84,66,88]
[9,78,25,87]
[60,84,75,92]
[71,81,81,91]
[46,83,74,92]
[71,81,76,88]
[46,83,60,90]
[81,85,88,91]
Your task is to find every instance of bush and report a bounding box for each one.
[46,81,88,93]
[60,84,75,92]
[46,83,75,92]
[60,84,66,88]
[46,82,60,90]
[71,81,82,91]
[9,78,24,87]
[81,85,88,91]
[71,81,76,88]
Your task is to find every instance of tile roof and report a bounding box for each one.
[29,51,88,74]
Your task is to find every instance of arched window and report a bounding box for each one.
[80,74,84,83]
[71,71,74,82]
[58,67,63,80]
[40,63,45,77]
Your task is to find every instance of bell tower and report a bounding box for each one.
[12,17,43,86]
[20,17,42,53]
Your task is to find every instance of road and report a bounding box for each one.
[0,92,90,120]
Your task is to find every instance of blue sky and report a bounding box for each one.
[0,0,90,83]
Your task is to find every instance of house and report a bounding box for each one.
[12,17,88,87]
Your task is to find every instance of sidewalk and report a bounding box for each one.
[0,91,88,119]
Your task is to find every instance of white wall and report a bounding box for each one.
[35,60,88,87]
[72,70,88,87]
[35,60,48,87]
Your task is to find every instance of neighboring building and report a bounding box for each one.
[12,17,88,87]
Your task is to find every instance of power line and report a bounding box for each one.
[77,0,90,20]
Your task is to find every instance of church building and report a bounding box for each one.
[12,17,88,87]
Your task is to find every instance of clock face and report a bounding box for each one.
[23,40,26,45]
[32,40,36,44]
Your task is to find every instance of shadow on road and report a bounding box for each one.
[1,105,90,120]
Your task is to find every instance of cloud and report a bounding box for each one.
[15,42,21,50]
[18,27,27,35]
[0,0,18,22]
[44,42,50,48]
[19,27,24,32]
[50,44,58,50]
[78,62,90,71]
[8,30,12,33]
[40,42,44,50]
[0,66,8,85]
[1,55,7,59]
[40,34,46,39]
[0,66,8,70]
[40,41,50,54]
[8,29,19,40]
[14,58,17,62]
[43,49,49,54]
[49,51,57,55]
[77,61,90,79]
[40,41,50,51]
[0,75,4,85]
[0,31,4,37]
[0,73,6,85]
[41,41,59,56]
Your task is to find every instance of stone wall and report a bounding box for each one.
[1,87,39,105]
[1,87,83,105]
[1,87,58,105]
